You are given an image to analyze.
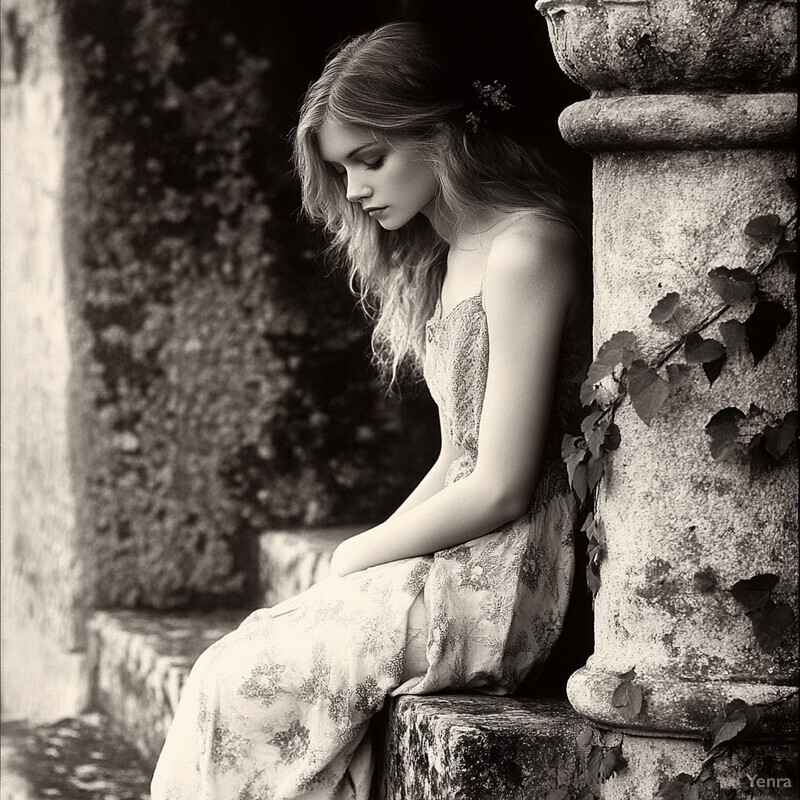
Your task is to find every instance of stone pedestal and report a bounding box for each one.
[536,0,797,796]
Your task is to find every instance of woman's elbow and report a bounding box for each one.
[473,473,532,523]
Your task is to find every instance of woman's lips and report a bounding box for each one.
[365,207,388,217]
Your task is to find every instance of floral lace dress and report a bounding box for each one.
[150,290,586,800]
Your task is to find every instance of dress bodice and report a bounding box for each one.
[423,292,591,490]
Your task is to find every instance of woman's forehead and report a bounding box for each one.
[317,121,383,163]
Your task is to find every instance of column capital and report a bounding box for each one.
[535,0,796,95]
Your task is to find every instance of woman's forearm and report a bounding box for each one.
[385,456,451,521]
[331,469,523,575]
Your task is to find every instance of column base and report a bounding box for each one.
[567,663,798,738]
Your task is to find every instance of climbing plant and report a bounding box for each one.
[563,186,797,601]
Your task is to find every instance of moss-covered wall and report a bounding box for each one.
[60,0,439,611]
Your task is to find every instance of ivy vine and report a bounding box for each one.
[564,185,797,600]
[546,724,627,800]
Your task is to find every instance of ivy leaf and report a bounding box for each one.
[719,319,747,355]
[649,292,681,324]
[748,433,772,478]
[581,512,597,538]
[611,673,643,721]
[702,353,727,386]
[693,568,717,593]
[586,744,604,785]
[744,214,784,241]
[709,703,747,749]
[586,561,601,597]
[749,601,796,651]
[546,789,572,800]
[604,422,621,451]
[586,535,603,597]
[744,300,791,366]
[577,725,594,749]
[577,792,598,800]
[573,462,589,503]
[707,267,757,304]
[581,331,639,405]
[684,332,726,364]
[587,454,605,491]
[627,360,670,426]
[666,363,691,387]
[586,534,602,565]
[729,573,779,613]
[704,407,746,461]
[562,435,589,488]
[656,774,698,800]
[763,411,798,460]
[599,743,627,779]
[709,699,761,750]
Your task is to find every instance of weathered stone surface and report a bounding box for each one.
[88,609,247,768]
[568,148,798,735]
[536,0,796,94]
[381,695,589,799]
[1,0,91,722]
[587,727,798,800]
[258,525,364,606]
[1,713,151,800]
[559,94,797,151]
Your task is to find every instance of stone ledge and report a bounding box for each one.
[88,609,248,769]
[258,524,366,607]
[381,694,588,800]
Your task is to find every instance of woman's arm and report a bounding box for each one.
[330,220,584,577]
[384,410,461,521]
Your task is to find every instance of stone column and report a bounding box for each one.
[535,0,797,796]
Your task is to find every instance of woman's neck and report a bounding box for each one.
[422,197,507,249]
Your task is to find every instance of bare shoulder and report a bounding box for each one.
[485,214,588,313]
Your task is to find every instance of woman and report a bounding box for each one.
[152,21,590,799]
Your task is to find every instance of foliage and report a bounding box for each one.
[611,667,644,722]
[729,573,796,651]
[59,0,437,609]
[563,199,796,600]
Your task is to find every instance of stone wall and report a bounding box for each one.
[1,0,90,720]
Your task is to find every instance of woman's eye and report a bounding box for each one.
[365,156,385,171]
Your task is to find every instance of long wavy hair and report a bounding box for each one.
[293,22,581,385]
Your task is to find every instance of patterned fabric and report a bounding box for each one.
[150,291,586,800]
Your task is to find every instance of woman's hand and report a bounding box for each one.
[329,535,362,578]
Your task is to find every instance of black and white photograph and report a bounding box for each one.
[1,0,797,798]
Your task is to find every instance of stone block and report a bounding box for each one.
[381,694,588,799]
[258,525,364,606]
[88,609,248,769]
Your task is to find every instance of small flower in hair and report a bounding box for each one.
[465,80,514,131]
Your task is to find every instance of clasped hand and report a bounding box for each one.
[329,534,363,578]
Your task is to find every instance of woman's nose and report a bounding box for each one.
[345,177,371,203]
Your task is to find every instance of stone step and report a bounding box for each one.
[87,608,249,770]
[380,694,589,800]
[0,712,152,800]
[88,531,590,798]
[258,524,364,607]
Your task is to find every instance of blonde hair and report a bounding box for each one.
[293,22,580,385]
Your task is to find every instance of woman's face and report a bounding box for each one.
[317,121,438,230]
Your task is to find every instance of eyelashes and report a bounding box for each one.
[332,155,386,179]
